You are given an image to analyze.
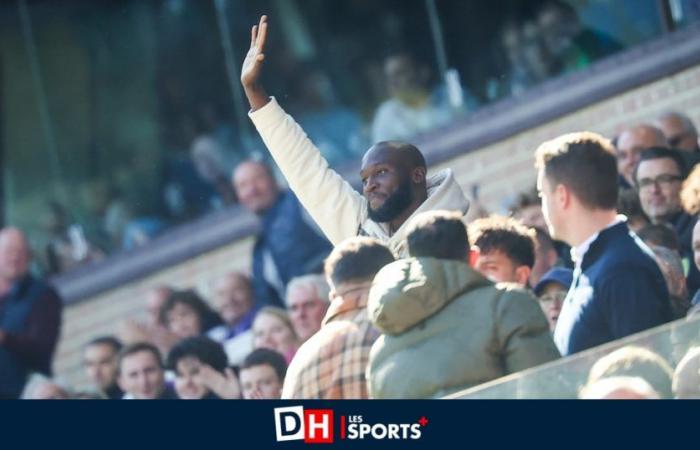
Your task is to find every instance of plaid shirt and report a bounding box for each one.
[282,285,379,399]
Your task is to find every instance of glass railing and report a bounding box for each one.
[450,313,700,399]
[1,0,694,277]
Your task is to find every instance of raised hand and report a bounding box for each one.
[198,365,242,400]
[241,15,270,110]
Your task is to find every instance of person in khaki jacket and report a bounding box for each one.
[240,16,469,257]
[367,211,560,398]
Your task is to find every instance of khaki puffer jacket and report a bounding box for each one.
[367,258,560,398]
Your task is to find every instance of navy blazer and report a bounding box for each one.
[554,222,671,356]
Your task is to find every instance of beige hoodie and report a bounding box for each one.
[249,98,470,256]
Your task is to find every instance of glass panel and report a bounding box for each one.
[1,0,677,277]
[451,314,700,399]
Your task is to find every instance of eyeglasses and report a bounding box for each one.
[637,174,683,190]
[668,133,692,148]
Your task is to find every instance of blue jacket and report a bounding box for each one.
[554,222,671,356]
[0,275,63,399]
[252,191,332,308]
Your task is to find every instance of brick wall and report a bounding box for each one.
[52,63,700,389]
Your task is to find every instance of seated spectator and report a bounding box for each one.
[209,273,257,341]
[615,124,668,188]
[579,376,660,400]
[83,336,123,399]
[119,285,180,357]
[533,267,573,332]
[537,0,622,75]
[208,273,256,365]
[371,50,475,143]
[617,188,649,232]
[530,227,560,286]
[117,343,177,400]
[635,147,699,293]
[239,348,287,400]
[252,307,299,364]
[159,290,223,341]
[283,237,394,399]
[691,222,700,308]
[43,201,103,275]
[367,210,559,398]
[468,215,537,287]
[585,346,674,399]
[648,246,690,319]
[0,228,63,400]
[673,347,700,399]
[23,377,72,400]
[285,274,330,343]
[637,224,680,252]
[656,111,700,153]
[190,136,236,207]
[166,336,241,400]
[536,132,671,356]
[232,160,333,308]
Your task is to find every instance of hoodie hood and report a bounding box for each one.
[359,169,470,257]
[368,257,491,335]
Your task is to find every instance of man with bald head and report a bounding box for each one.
[232,159,332,308]
[615,124,668,188]
[240,16,469,256]
[0,228,63,399]
[656,112,700,153]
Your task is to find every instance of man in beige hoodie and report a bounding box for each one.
[240,16,469,257]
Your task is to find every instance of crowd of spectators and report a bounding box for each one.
[2,12,700,400]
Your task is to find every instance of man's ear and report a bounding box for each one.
[469,247,480,267]
[555,183,571,209]
[412,166,427,184]
[515,265,532,287]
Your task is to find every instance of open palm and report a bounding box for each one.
[241,15,268,88]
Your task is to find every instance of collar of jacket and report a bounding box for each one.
[367,257,491,335]
[580,221,633,270]
[322,281,372,326]
[359,168,470,257]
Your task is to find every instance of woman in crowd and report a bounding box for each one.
[251,307,300,364]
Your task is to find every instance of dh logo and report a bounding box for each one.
[274,406,334,444]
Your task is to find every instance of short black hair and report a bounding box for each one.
[406,210,469,261]
[241,348,287,382]
[166,336,228,374]
[636,224,680,252]
[535,132,618,210]
[324,237,395,286]
[469,215,536,268]
[84,336,123,354]
[117,342,163,374]
[634,147,688,185]
[159,289,222,333]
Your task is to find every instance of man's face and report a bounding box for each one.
[361,148,413,223]
[165,303,202,339]
[287,284,328,342]
[174,356,208,400]
[232,162,279,215]
[636,158,683,223]
[692,221,700,272]
[537,170,562,240]
[214,276,252,327]
[146,288,170,327]
[658,116,698,152]
[538,282,568,331]
[84,344,119,392]
[616,127,667,185]
[0,230,30,283]
[384,55,424,97]
[538,8,578,56]
[514,204,547,230]
[118,351,165,399]
[240,364,282,399]
[473,250,526,285]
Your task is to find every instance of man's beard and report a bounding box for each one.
[367,178,413,223]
